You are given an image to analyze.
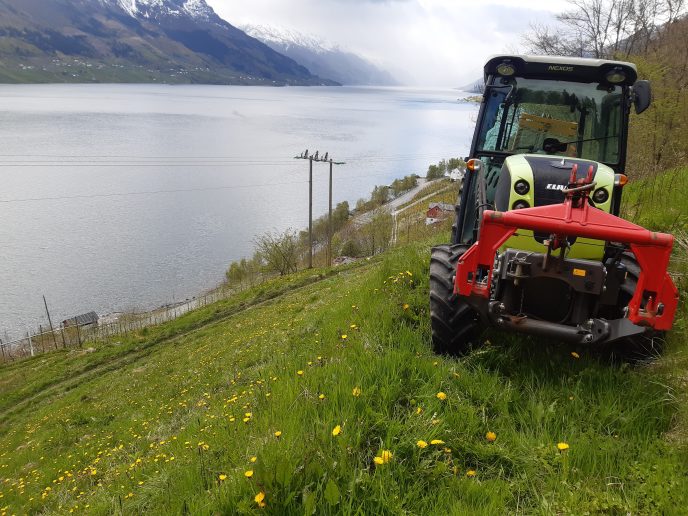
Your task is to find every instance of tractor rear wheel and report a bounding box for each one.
[429,244,482,355]
[615,251,665,359]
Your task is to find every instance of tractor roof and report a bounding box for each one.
[484,54,638,86]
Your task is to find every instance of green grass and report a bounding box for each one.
[1,178,687,515]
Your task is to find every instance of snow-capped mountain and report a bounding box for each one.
[0,0,337,85]
[104,0,214,21]
[243,24,397,86]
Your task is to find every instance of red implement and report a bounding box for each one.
[454,166,678,330]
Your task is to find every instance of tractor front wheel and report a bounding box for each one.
[429,244,482,355]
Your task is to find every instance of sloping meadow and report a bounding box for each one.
[0,241,687,514]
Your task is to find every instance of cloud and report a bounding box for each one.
[208,0,566,85]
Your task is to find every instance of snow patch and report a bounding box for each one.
[242,24,339,55]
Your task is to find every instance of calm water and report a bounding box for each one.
[0,84,477,339]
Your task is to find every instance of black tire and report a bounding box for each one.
[614,251,665,360]
[430,244,482,355]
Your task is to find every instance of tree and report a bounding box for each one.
[523,0,685,58]
[427,164,443,180]
[254,229,300,276]
[358,208,394,256]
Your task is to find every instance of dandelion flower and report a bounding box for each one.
[332,425,342,436]
[443,447,452,454]
[557,442,570,451]
[297,370,304,376]
[274,431,282,438]
[341,334,348,340]
[571,352,580,359]
[403,303,410,310]
[250,456,257,463]
[486,431,497,442]
[255,491,266,508]
[352,387,361,397]
[430,439,445,445]
[416,440,428,449]
[416,406,423,415]
[373,456,384,465]
[466,470,476,477]
[380,450,393,463]
[436,392,447,401]
[244,470,254,478]
[218,474,227,481]
[319,394,326,400]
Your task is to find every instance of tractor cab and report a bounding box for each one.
[455,55,651,248]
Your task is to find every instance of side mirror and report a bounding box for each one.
[634,80,651,114]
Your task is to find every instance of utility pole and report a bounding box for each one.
[43,295,59,349]
[295,150,346,268]
[327,158,346,267]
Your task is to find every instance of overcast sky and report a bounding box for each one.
[207,0,571,86]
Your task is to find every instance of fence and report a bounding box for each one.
[0,284,237,364]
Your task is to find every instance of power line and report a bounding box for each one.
[0,180,310,204]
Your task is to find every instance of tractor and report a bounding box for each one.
[430,55,679,356]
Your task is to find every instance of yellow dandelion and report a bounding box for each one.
[244,470,254,478]
[403,303,410,311]
[443,447,452,454]
[416,440,428,449]
[274,431,282,438]
[436,392,447,401]
[250,456,257,463]
[416,406,423,415]
[297,370,304,376]
[373,456,384,465]
[218,474,227,481]
[466,470,476,477]
[430,439,445,445]
[557,442,570,451]
[571,351,580,359]
[380,450,393,463]
[486,431,497,442]
[352,387,362,397]
[255,491,266,508]
[332,425,342,437]
[319,394,326,400]
[341,334,348,340]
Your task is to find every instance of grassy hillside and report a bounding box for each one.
[1,171,687,514]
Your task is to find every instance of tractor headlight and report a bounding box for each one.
[496,61,516,76]
[514,179,530,195]
[512,200,530,210]
[605,67,626,84]
[592,188,609,204]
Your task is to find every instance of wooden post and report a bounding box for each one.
[328,159,333,267]
[43,295,59,349]
[308,156,313,269]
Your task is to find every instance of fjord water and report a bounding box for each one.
[0,84,476,338]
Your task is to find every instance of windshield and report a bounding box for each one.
[477,77,623,164]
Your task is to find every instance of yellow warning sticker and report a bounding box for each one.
[572,268,586,277]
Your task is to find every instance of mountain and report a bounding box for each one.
[458,78,483,93]
[0,0,338,85]
[243,25,397,86]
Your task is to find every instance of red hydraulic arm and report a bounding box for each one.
[454,165,678,330]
